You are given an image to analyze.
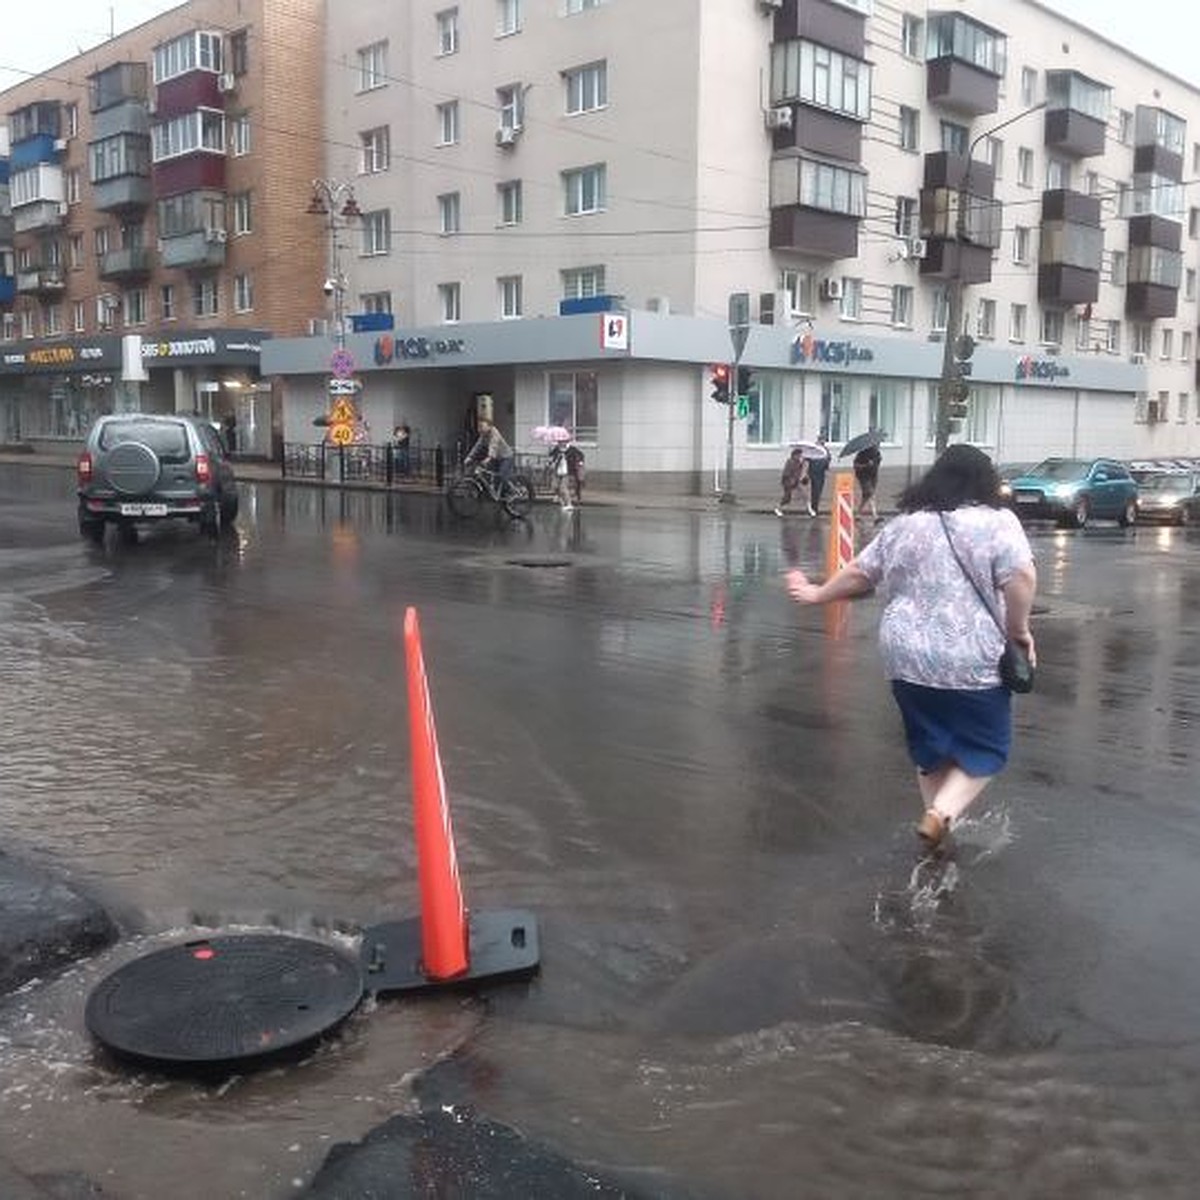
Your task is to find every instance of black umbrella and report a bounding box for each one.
[839,429,886,459]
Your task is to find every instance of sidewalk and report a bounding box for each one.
[0,447,877,517]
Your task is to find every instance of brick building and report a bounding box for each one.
[0,0,324,456]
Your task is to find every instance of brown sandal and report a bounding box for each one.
[916,809,948,848]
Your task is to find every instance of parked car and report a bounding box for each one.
[1136,471,1200,525]
[1005,457,1139,528]
[76,413,238,543]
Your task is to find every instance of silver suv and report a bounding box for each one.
[77,413,239,542]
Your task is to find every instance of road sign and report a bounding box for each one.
[330,348,355,379]
[730,324,750,361]
[329,398,356,425]
[329,423,354,446]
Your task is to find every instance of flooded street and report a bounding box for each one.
[2,462,1200,1198]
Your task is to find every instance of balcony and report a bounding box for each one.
[925,12,1005,117]
[769,206,858,259]
[93,175,152,213]
[89,62,149,114]
[770,106,863,161]
[99,246,152,281]
[1134,105,1185,181]
[16,266,66,296]
[1125,221,1181,320]
[159,227,226,270]
[1044,71,1109,158]
[1038,191,1103,306]
[0,274,14,306]
[1126,283,1178,321]
[768,154,865,259]
[918,237,993,285]
[12,199,66,235]
[771,0,867,59]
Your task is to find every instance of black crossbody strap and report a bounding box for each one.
[937,512,1006,639]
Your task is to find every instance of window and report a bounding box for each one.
[566,0,603,11]
[1085,170,1100,195]
[1110,249,1126,286]
[1017,147,1034,187]
[1010,303,1027,342]
[437,101,460,145]
[161,284,175,321]
[1013,226,1031,265]
[1179,393,1190,424]
[498,180,523,225]
[931,287,949,332]
[123,288,147,326]
[869,380,903,443]
[1118,109,1133,144]
[65,103,79,139]
[1106,320,1121,354]
[43,304,62,336]
[72,300,85,333]
[562,265,605,299]
[963,385,998,445]
[498,275,522,319]
[497,0,522,36]
[437,8,459,56]
[548,371,599,442]
[1132,323,1152,355]
[820,378,850,443]
[153,31,223,83]
[780,268,815,315]
[1041,308,1064,346]
[233,273,253,313]
[497,85,523,132]
[1184,331,1194,362]
[229,29,249,76]
[1161,327,1174,359]
[1187,268,1197,301]
[839,277,862,320]
[192,276,219,317]
[769,40,873,122]
[357,41,388,92]
[1076,316,1091,351]
[151,110,226,162]
[940,120,968,155]
[360,291,392,315]
[229,113,251,156]
[362,209,390,256]
[977,297,996,340]
[746,373,784,446]
[438,282,461,322]
[65,169,80,204]
[770,157,867,217]
[891,285,913,327]
[899,106,920,152]
[69,233,83,269]
[901,14,924,59]
[895,195,917,237]
[1046,158,1071,191]
[231,191,252,236]
[438,191,461,234]
[21,310,35,339]
[563,164,606,215]
[361,127,390,173]
[157,191,225,238]
[1020,66,1038,106]
[565,61,607,114]
[985,136,1003,179]
[1129,244,1183,287]
[94,227,111,257]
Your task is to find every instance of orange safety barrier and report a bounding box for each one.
[403,606,469,980]
[824,472,855,640]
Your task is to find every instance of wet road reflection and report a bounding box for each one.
[2,464,1200,1197]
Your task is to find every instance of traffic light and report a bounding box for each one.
[736,365,755,399]
[945,378,970,422]
[710,363,731,404]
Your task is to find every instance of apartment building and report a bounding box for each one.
[255,0,1200,488]
[0,0,324,455]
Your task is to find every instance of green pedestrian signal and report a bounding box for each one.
[736,395,750,420]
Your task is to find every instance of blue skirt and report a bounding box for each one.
[891,680,1012,778]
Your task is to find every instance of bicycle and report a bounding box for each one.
[446,463,535,519]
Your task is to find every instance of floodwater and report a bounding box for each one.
[2,463,1200,1198]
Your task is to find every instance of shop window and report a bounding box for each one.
[869,380,903,441]
[548,370,598,442]
[746,373,783,446]
[820,377,850,443]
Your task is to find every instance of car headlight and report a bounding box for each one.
[1053,482,1081,498]
[999,482,1012,498]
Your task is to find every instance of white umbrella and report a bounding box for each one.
[532,425,572,444]
[790,439,828,461]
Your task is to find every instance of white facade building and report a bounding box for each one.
[264,0,1200,490]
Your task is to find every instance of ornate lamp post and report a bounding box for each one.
[306,179,363,349]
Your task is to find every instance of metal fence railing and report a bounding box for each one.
[282,442,552,493]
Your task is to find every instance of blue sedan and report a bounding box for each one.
[1006,457,1139,528]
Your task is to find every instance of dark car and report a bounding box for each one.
[76,413,238,542]
[1136,471,1200,525]
[1006,457,1138,528]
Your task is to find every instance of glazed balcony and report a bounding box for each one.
[924,12,1005,117]
[12,199,66,235]
[16,266,66,296]
[1134,105,1185,180]
[918,237,994,285]
[1044,71,1109,158]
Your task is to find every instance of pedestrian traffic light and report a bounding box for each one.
[736,365,755,399]
[710,363,731,404]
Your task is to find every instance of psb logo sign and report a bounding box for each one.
[1015,356,1070,382]
[791,332,875,367]
[374,334,466,365]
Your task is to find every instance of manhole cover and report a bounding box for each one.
[85,934,364,1070]
[504,556,572,568]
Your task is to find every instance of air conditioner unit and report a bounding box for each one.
[909,237,928,260]
[217,73,236,93]
[495,126,519,147]
[764,106,793,131]
[53,138,67,153]
[645,295,670,314]
[56,202,69,216]
[205,227,228,244]
[308,318,329,336]
[820,278,843,302]
[1130,351,1147,364]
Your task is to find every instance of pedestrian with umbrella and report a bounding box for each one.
[841,429,885,522]
[807,435,831,515]
[774,447,812,517]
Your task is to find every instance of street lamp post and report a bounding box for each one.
[935,102,1047,457]
[307,179,363,349]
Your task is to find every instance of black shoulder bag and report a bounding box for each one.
[938,513,1034,694]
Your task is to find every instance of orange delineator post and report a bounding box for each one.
[824,472,855,640]
[403,606,469,980]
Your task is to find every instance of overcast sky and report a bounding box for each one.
[0,0,1198,93]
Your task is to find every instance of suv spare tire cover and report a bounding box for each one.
[106,441,161,496]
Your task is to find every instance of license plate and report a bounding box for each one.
[1015,495,1039,505]
[119,503,168,517]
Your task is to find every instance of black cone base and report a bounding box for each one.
[86,934,364,1071]
[360,909,540,996]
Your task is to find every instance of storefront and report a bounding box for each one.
[261,311,1148,492]
[0,327,274,455]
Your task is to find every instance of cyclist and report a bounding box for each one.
[463,415,514,483]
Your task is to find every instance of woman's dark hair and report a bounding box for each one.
[897,444,1002,512]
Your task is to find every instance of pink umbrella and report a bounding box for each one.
[532,425,572,444]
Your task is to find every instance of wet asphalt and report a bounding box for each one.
[0,462,1199,1198]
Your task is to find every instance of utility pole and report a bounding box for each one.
[934,102,1047,457]
[721,292,751,503]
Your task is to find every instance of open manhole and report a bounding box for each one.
[85,933,364,1071]
[504,556,573,569]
